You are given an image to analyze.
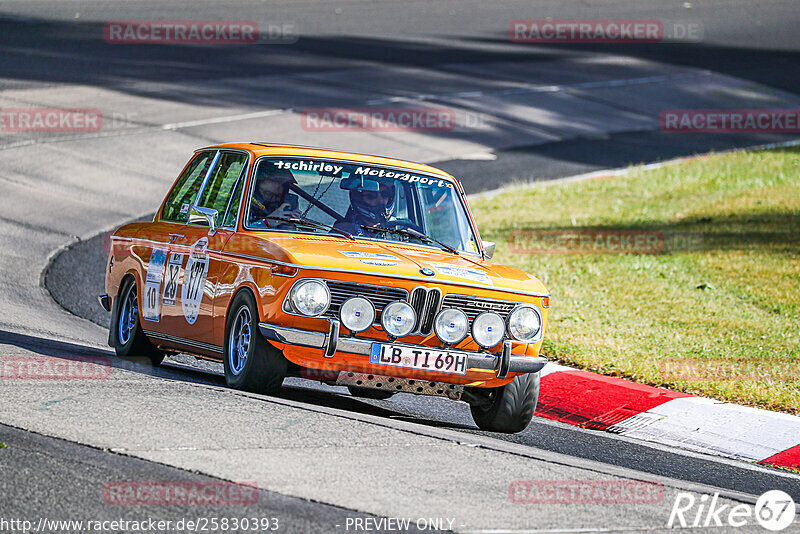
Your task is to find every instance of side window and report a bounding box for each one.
[161,151,215,223]
[197,152,248,222]
[222,173,245,228]
[421,186,478,253]
[394,183,410,220]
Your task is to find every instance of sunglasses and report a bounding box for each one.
[258,181,288,195]
[360,187,394,201]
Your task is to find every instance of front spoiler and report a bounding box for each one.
[259,320,547,379]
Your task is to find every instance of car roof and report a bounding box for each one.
[198,142,458,183]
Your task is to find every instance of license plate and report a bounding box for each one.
[369,344,468,375]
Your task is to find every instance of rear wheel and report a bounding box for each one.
[112,277,164,366]
[223,291,287,395]
[469,372,540,433]
[347,386,395,400]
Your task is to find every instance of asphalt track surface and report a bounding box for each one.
[2,1,800,532]
[0,422,416,533]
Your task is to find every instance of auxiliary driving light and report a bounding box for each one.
[507,305,542,342]
[472,312,505,348]
[434,308,469,345]
[339,296,375,333]
[381,301,417,338]
[290,279,330,316]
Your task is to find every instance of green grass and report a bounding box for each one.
[471,146,800,413]
[0,442,6,449]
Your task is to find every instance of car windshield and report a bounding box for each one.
[246,157,481,255]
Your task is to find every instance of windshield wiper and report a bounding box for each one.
[264,216,355,240]
[360,225,459,255]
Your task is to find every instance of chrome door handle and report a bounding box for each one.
[169,233,185,242]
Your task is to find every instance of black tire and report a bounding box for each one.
[112,276,164,366]
[469,372,540,433]
[347,386,395,400]
[223,291,287,395]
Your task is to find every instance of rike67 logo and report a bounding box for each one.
[669,490,796,531]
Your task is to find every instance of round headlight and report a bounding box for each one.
[434,308,469,345]
[339,297,375,333]
[472,312,505,348]
[507,305,542,342]
[290,280,330,316]
[381,301,417,338]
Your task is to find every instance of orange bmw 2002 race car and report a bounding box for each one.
[100,143,549,432]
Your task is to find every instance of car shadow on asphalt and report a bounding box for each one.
[0,329,223,384]
[277,383,475,431]
[0,328,473,431]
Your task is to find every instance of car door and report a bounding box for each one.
[137,149,216,339]
[156,150,250,354]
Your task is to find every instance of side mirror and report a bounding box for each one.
[189,205,219,236]
[483,241,496,260]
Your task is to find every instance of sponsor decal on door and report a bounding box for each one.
[142,248,167,322]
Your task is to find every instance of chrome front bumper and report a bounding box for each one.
[258,320,547,379]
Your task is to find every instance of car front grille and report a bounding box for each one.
[407,291,521,336]
[440,294,518,321]
[409,286,442,335]
[324,280,408,324]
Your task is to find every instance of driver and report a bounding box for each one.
[342,180,396,233]
[249,164,298,222]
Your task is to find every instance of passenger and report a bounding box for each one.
[249,165,299,223]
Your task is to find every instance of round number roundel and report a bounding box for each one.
[181,237,210,325]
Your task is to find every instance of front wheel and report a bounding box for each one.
[223,291,287,395]
[112,277,164,366]
[469,372,540,433]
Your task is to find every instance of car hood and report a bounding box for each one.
[244,233,548,296]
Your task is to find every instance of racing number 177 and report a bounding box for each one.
[185,261,205,301]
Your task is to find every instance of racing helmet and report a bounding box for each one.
[347,178,396,224]
[253,164,297,214]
